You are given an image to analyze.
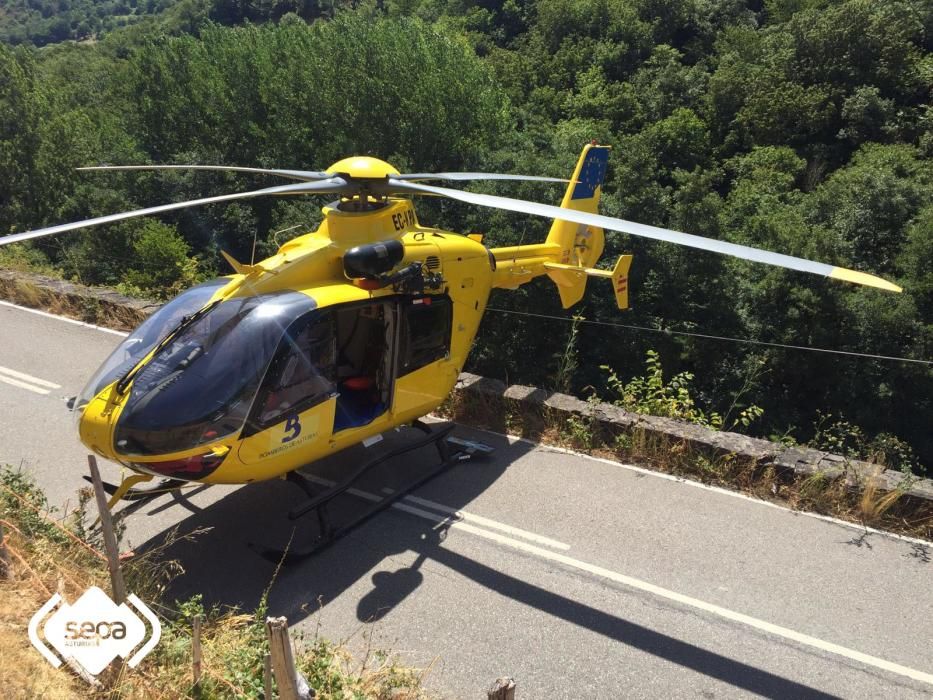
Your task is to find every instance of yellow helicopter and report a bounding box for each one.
[0,143,901,554]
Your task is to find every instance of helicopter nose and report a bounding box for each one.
[77,390,121,461]
[77,385,229,481]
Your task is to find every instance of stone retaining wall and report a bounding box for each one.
[452,374,933,503]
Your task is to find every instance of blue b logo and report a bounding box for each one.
[282,415,301,443]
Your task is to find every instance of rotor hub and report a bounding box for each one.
[326,156,400,180]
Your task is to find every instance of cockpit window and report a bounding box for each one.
[398,296,452,376]
[113,291,316,456]
[74,278,228,419]
[250,312,337,429]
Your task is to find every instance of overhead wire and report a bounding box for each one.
[485,307,932,366]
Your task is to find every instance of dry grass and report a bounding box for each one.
[0,479,107,699]
[0,468,429,699]
[858,474,905,524]
[438,389,933,541]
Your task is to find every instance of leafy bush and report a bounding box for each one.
[810,411,923,476]
[602,350,765,431]
[604,351,719,429]
[123,221,201,298]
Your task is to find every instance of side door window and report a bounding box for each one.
[397,296,452,377]
[251,311,336,429]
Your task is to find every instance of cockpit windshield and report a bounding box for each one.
[113,291,316,456]
[74,278,229,420]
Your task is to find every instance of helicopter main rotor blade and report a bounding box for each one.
[78,164,333,182]
[75,165,569,183]
[0,178,349,247]
[388,179,902,293]
[395,172,568,183]
[80,165,567,184]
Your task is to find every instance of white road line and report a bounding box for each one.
[0,374,50,395]
[537,441,933,547]
[424,507,933,687]
[437,419,933,548]
[0,365,61,389]
[311,474,933,686]
[303,474,568,550]
[0,300,130,337]
[379,487,571,550]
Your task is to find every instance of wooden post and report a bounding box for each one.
[192,614,202,689]
[87,455,127,604]
[265,616,312,700]
[487,677,516,700]
[0,521,12,581]
[263,653,273,699]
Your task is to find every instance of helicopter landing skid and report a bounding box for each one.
[255,421,493,565]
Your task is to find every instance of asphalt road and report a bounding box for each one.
[1,299,932,699]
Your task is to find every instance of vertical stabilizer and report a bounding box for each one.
[545,144,610,307]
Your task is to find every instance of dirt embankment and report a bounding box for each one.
[0,269,159,331]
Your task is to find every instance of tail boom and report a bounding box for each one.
[489,143,626,307]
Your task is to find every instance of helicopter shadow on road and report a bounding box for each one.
[134,422,528,615]
[135,422,843,699]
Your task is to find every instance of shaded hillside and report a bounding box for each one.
[0,0,184,46]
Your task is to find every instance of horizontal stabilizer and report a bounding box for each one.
[543,253,633,309]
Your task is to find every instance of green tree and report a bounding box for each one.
[124,220,200,296]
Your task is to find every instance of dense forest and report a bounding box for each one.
[0,0,180,45]
[0,0,930,471]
